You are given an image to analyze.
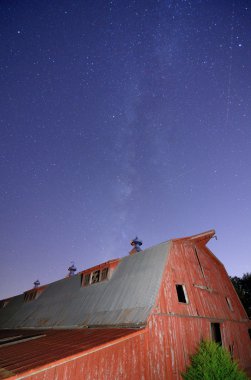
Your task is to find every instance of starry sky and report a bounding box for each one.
[1,0,250,300]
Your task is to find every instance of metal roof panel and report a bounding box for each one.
[0,328,144,379]
[0,242,170,329]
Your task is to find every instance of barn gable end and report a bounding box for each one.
[147,230,251,377]
[0,230,250,379]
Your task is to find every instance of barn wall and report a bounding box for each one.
[12,317,250,380]
[147,313,251,379]
[155,240,248,320]
[13,332,149,380]
[5,236,250,380]
[148,239,251,379]
[147,313,211,379]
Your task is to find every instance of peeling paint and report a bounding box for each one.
[0,231,250,379]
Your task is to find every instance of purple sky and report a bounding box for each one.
[1,0,250,300]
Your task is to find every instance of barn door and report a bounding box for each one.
[211,323,222,345]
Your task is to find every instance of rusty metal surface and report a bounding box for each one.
[0,242,170,329]
[0,328,145,380]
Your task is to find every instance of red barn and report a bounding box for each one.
[0,230,250,379]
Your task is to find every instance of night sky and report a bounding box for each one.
[1,0,250,300]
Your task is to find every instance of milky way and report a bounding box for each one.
[0,0,250,299]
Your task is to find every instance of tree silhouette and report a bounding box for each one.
[230,273,251,318]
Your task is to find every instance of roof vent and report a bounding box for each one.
[68,262,77,276]
[33,280,40,288]
[129,236,143,255]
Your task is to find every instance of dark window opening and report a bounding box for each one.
[226,297,233,311]
[211,323,222,345]
[83,273,91,286]
[91,270,100,284]
[24,290,38,303]
[0,300,9,308]
[248,329,251,339]
[101,267,108,281]
[82,267,110,287]
[176,284,188,303]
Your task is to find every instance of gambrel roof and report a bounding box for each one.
[0,241,170,329]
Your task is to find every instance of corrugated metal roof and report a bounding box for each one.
[0,242,170,329]
[0,328,144,379]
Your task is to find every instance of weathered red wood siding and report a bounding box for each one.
[8,332,149,380]
[6,236,250,380]
[148,238,251,378]
[155,240,247,319]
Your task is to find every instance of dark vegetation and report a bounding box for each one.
[230,273,251,318]
[182,341,249,380]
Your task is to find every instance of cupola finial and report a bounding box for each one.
[129,236,143,255]
[68,262,77,276]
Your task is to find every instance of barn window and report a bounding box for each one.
[82,273,91,286]
[82,267,110,287]
[225,297,233,311]
[91,270,100,284]
[0,300,9,308]
[101,267,108,281]
[248,329,251,339]
[23,286,46,303]
[211,323,222,345]
[24,290,39,303]
[176,284,188,303]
